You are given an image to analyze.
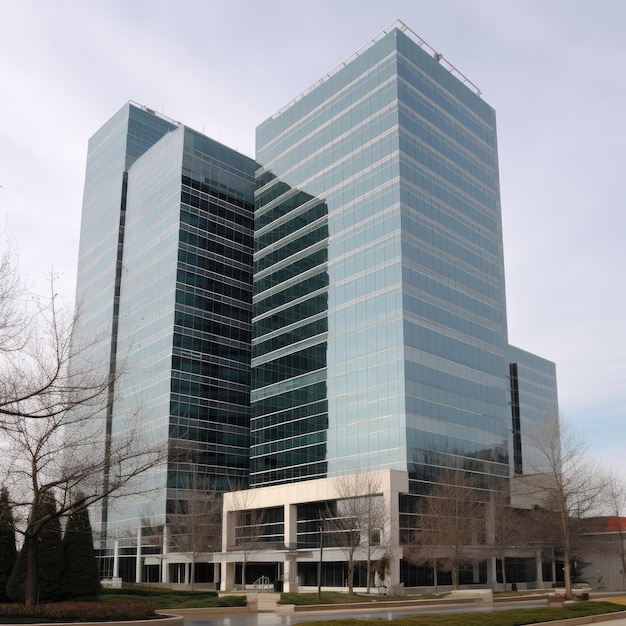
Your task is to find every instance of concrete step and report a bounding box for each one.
[245,591,281,612]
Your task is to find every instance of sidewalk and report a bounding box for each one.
[217,591,281,612]
[254,592,281,612]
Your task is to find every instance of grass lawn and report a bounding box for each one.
[293,600,626,626]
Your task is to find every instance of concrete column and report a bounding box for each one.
[473,562,480,583]
[536,549,544,587]
[383,473,402,588]
[386,483,400,549]
[487,556,497,589]
[223,510,236,555]
[284,557,298,592]
[220,505,238,591]
[161,526,169,583]
[135,526,142,583]
[284,504,298,592]
[285,503,297,549]
[163,524,169,555]
[389,550,401,588]
[221,561,235,591]
[113,540,119,578]
[213,562,221,589]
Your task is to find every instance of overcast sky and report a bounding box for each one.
[1,0,624,477]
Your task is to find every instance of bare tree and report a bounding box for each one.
[595,472,626,590]
[487,489,528,591]
[1,400,164,605]
[0,266,110,426]
[0,257,165,605]
[0,240,33,358]
[405,469,486,590]
[168,481,222,589]
[526,413,609,598]
[226,487,265,589]
[325,472,389,594]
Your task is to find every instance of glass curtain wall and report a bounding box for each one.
[252,27,512,489]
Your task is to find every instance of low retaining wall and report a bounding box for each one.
[449,589,493,603]
[284,593,494,613]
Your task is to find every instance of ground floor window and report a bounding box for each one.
[96,555,138,582]
[298,562,376,588]
[97,553,218,584]
[400,560,487,586]
[168,562,216,584]
[497,557,537,584]
[235,562,280,586]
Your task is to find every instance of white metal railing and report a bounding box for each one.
[271,19,481,121]
[248,575,273,590]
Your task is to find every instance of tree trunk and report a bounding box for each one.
[502,556,507,592]
[618,537,626,591]
[25,534,39,607]
[452,564,459,590]
[190,555,196,590]
[347,561,354,594]
[563,551,572,598]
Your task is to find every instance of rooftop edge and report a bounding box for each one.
[270,19,482,122]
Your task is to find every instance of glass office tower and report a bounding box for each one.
[251,24,513,491]
[75,103,256,574]
[75,23,560,589]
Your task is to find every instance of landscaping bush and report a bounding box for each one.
[216,595,246,607]
[0,600,156,622]
[61,501,101,599]
[0,587,246,621]
[100,586,218,598]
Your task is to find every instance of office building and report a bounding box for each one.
[221,21,558,590]
[75,21,559,590]
[74,102,256,582]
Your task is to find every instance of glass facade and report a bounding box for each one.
[251,28,514,489]
[396,32,511,492]
[75,25,562,590]
[506,345,558,475]
[74,103,256,541]
[75,104,177,382]
[251,178,329,484]
[74,104,179,540]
